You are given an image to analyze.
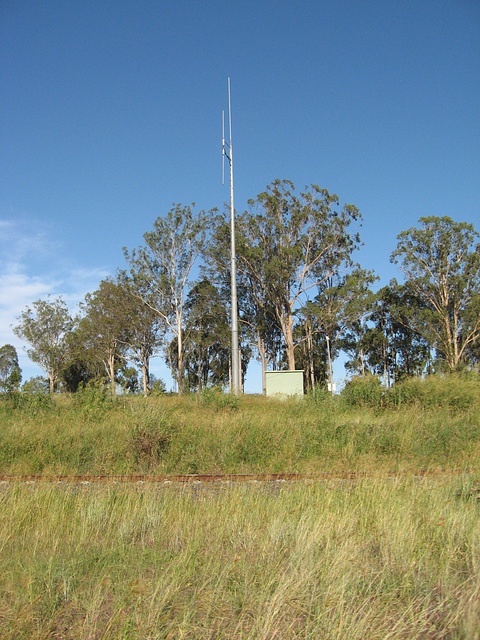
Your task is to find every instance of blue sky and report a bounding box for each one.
[1,0,479,392]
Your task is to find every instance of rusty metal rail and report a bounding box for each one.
[0,473,327,483]
[0,470,465,484]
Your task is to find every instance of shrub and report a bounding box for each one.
[127,405,176,469]
[200,387,239,411]
[2,390,53,414]
[72,384,115,419]
[341,375,383,408]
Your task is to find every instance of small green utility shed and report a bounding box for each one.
[265,370,304,397]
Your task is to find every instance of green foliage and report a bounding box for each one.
[388,373,479,410]
[341,373,480,411]
[13,295,75,393]
[183,279,231,390]
[149,375,167,396]
[3,390,53,414]
[236,180,363,369]
[127,405,176,468]
[0,344,22,393]
[21,375,49,394]
[305,386,334,406]
[391,216,480,371]
[78,278,131,395]
[72,383,116,419]
[124,203,211,395]
[0,380,479,475]
[341,375,384,408]
[115,270,165,397]
[200,386,239,411]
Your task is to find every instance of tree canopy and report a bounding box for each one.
[125,203,210,394]
[238,179,363,369]
[391,216,480,371]
[13,296,75,393]
[0,344,22,393]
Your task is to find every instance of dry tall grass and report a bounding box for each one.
[1,478,479,639]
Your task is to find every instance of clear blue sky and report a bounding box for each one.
[1,0,479,391]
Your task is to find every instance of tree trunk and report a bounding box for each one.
[284,312,296,370]
[197,356,202,393]
[177,324,184,395]
[382,340,389,389]
[277,305,296,370]
[108,354,116,396]
[142,360,149,397]
[49,372,55,395]
[307,328,315,391]
[257,335,270,395]
[326,336,333,395]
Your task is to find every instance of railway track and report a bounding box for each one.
[0,470,468,484]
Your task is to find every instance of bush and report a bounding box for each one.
[305,387,335,407]
[200,387,239,411]
[341,375,384,408]
[2,390,53,414]
[72,384,115,419]
[127,405,176,469]
[341,373,480,411]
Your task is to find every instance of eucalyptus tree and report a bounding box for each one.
[0,344,22,393]
[124,204,210,394]
[235,235,284,393]
[296,268,377,390]
[116,272,165,397]
[362,287,396,388]
[21,376,49,394]
[13,296,76,393]
[293,324,328,392]
[241,180,362,370]
[391,216,480,371]
[342,282,430,382]
[384,282,431,379]
[77,278,130,395]
[59,350,104,392]
[182,279,230,391]
[350,284,431,387]
[342,320,373,378]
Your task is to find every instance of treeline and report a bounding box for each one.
[5,179,480,395]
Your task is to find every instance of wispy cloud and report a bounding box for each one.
[0,269,57,379]
[0,218,56,274]
[0,215,111,380]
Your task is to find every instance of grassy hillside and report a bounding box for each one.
[1,374,479,476]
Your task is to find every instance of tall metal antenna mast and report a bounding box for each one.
[222,78,241,394]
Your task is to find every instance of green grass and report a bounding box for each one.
[0,374,479,475]
[1,478,480,639]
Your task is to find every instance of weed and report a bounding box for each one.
[1,390,53,414]
[341,374,384,408]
